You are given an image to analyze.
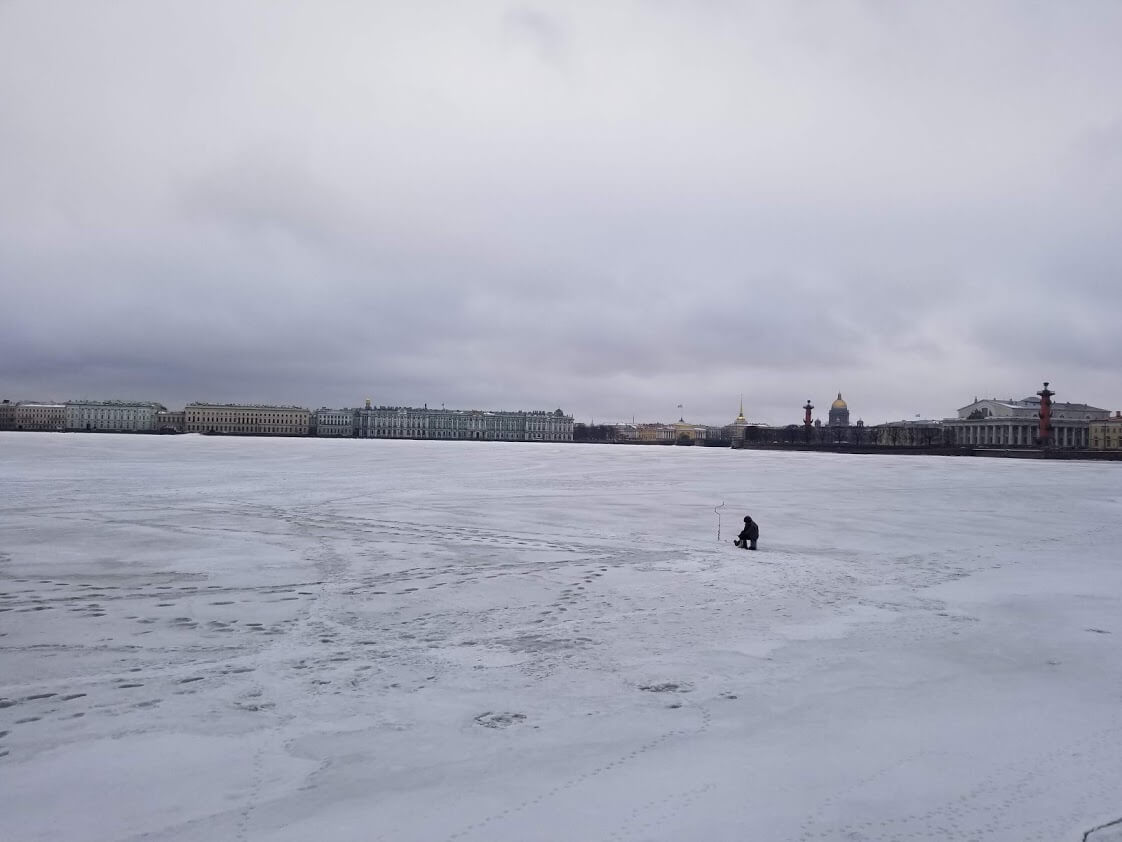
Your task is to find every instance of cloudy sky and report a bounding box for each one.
[2,1,1120,425]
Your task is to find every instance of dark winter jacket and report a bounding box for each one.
[739,519,759,541]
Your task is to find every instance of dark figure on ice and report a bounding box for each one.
[735,516,759,551]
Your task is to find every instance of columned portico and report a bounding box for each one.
[947,389,1107,450]
[947,418,1097,449]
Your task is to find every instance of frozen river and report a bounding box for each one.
[2,433,1121,841]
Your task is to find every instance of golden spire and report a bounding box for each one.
[736,395,746,423]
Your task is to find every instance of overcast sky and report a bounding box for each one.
[2,2,1121,425]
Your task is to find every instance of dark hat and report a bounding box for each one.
[744,516,752,522]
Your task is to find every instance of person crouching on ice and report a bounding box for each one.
[735,516,759,550]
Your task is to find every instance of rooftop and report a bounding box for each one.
[67,400,166,408]
[186,403,311,411]
[959,396,1108,413]
[357,405,571,417]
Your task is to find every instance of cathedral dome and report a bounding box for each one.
[828,393,851,428]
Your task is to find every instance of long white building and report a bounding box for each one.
[317,401,574,442]
[65,400,166,432]
[185,403,312,436]
[359,405,572,442]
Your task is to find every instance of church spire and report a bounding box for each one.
[736,395,746,423]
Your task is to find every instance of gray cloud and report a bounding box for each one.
[504,6,570,66]
[2,1,1121,425]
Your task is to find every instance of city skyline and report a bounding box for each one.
[3,3,1121,425]
[3,382,1116,431]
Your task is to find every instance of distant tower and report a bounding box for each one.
[365,398,372,410]
[1037,381,1054,447]
[803,400,814,428]
[736,396,747,425]
[828,393,850,427]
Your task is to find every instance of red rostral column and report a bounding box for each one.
[1037,381,1055,446]
[803,400,814,428]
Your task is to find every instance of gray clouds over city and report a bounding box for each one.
[2,1,1121,424]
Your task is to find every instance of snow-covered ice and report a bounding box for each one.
[2,433,1121,841]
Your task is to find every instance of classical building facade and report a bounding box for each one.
[315,408,356,437]
[169,400,576,441]
[612,423,640,442]
[1089,413,1122,450]
[65,400,166,432]
[657,419,711,443]
[342,401,573,442]
[185,403,312,436]
[0,399,15,431]
[156,410,185,432]
[525,410,573,442]
[357,405,435,439]
[14,403,66,431]
[872,420,950,447]
[945,392,1109,449]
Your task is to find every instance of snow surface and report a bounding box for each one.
[2,432,1121,842]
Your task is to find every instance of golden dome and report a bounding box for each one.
[831,393,847,409]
